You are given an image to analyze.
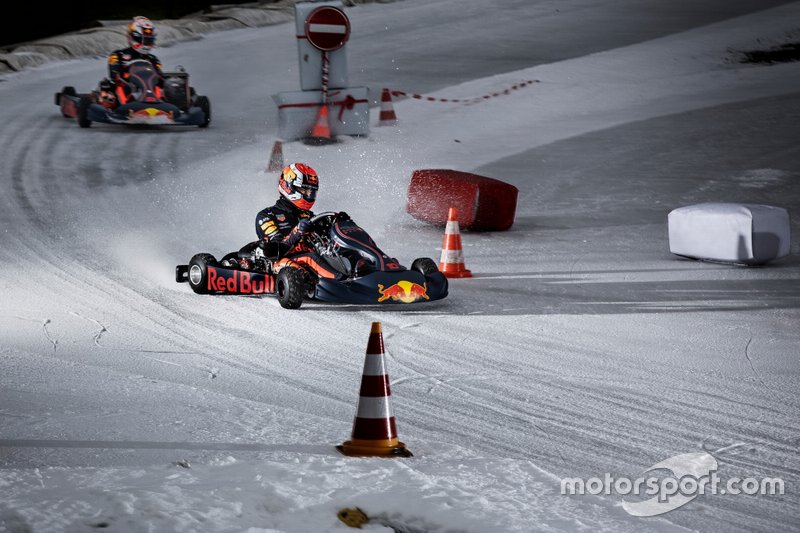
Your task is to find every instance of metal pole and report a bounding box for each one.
[321,50,329,105]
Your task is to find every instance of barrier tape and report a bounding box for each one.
[389,80,540,104]
[276,92,369,122]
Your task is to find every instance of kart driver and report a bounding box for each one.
[257,162,319,246]
[253,163,350,279]
[253,162,342,279]
[99,16,164,108]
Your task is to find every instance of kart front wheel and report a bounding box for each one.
[196,95,211,128]
[276,267,305,309]
[411,257,439,276]
[187,253,217,294]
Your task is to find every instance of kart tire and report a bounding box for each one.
[56,86,76,107]
[276,267,305,309]
[196,95,211,128]
[188,253,217,294]
[411,257,439,276]
[77,95,92,128]
[303,271,317,300]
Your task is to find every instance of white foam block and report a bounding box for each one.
[668,203,791,265]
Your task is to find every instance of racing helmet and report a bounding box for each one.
[127,16,156,52]
[278,163,319,211]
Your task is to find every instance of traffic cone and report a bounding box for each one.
[439,207,473,278]
[267,140,283,172]
[378,88,397,126]
[305,103,334,145]
[337,322,412,458]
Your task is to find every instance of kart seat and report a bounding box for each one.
[238,240,286,260]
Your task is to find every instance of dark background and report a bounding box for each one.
[4,2,264,48]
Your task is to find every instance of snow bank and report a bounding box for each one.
[0,0,398,74]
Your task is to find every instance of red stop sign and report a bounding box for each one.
[304,6,350,52]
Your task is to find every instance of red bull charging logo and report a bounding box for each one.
[377,281,429,303]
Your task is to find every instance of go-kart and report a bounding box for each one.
[54,60,211,128]
[175,212,448,309]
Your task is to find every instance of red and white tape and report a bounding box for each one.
[389,79,539,104]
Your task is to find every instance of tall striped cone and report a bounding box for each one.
[337,322,412,458]
[305,104,334,145]
[439,207,473,278]
[378,88,398,126]
[267,140,283,172]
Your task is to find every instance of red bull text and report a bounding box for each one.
[207,266,274,294]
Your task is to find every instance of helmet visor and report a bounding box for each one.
[298,186,317,203]
[131,33,156,46]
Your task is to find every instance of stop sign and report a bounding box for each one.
[304,6,350,52]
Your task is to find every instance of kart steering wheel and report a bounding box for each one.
[307,211,348,232]
[308,211,336,225]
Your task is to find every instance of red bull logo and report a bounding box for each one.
[129,107,174,123]
[207,266,274,294]
[377,281,429,303]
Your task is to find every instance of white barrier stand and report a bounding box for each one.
[272,87,369,141]
[668,203,791,265]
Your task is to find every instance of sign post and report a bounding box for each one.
[304,6,350,144]
[305,6,350,104]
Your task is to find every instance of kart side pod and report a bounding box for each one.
[175,254,307,309]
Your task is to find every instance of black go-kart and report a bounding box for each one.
[175,212,448,309]
[54,60,210,128]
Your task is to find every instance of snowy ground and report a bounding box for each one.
[1,1,799,532]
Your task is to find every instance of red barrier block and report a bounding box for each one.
[406,169,518,231]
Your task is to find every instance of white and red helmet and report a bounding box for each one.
[127,16,156,52]
[278,163,319,211]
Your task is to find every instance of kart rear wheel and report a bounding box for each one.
[276,267,305,309]
[188,253,217,294]
[196,95,211,128]
[411,257,439,276]
[77,95,92,128]
[55,86,76,107]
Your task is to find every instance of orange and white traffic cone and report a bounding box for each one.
[337,322,412,458]
[267,140,283,172]
[378,88,398,126]
[439,207,472,278]
[305,104,334,145]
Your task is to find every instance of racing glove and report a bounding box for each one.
[283,218,312,247]
[297,218,312,233]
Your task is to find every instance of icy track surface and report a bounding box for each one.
[1,1,799,531]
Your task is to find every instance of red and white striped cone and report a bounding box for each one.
[267,140,283,172]
[305,104,335,145]
[337,322,412,458]
[378,88,398,126]
[439,207,472,278]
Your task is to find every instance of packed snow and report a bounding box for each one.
[1,1,798,531]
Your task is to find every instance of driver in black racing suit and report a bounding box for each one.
[251,162,341,279]
[98,16,164,109]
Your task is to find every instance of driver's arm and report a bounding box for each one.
[108,52,123,82]
[256,213,283,242]
[151,56,165,83]
[282,216,313,247]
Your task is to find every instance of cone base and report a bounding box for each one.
[303,135,337,146]
[440,267,473,278]
[337,440,413,458]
